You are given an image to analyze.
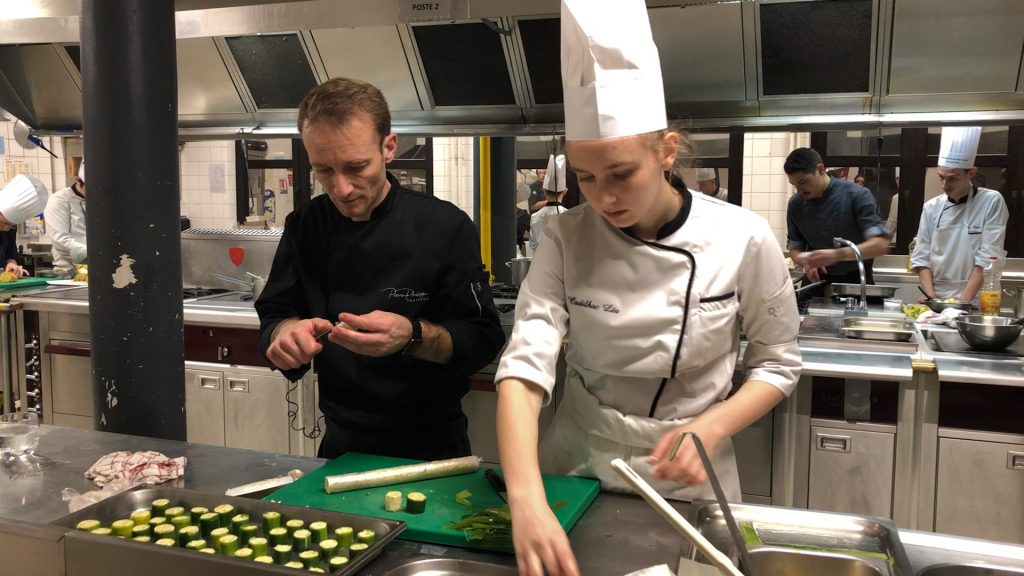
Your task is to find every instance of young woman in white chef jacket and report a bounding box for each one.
[494,2,802,575]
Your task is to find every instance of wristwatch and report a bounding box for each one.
[402,317,423,356]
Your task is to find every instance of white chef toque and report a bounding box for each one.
[78,161,86,184]
[694,167,716,182]
[561,0,666,141]
[0,175,49,225]
[543,154,567,192]
[938,127,982,169]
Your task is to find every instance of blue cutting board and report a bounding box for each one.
[266,453,600,552]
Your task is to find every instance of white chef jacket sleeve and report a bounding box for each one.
[44,193,87,263]
[737,221,802,396]
[972,191,1009,269]
[494,219,569,405]
[910,202,936,270]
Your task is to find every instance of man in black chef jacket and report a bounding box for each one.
[256,77,506,461]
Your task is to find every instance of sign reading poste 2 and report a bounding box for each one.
[399,0,453,22]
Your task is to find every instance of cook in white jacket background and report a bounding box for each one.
[494,2,802,575]
[44,160,88,275]
[910,127,1009,301]
[528,154,567,254]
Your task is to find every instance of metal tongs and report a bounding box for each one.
[611,431,757,576]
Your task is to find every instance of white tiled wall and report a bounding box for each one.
[432,136,475,218]
[742,132,810,250]
[179,140,237,229]
[0,119,72,241]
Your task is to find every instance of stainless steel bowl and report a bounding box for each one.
[954,315,1024,352]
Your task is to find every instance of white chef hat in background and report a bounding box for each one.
[0,174,49,224]
[938,127,982,169]
[78,160,86,184]
[694,167,716,182]
[561,0,666,141]
[543,154,567,192]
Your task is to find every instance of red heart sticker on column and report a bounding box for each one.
[228,246,245,267]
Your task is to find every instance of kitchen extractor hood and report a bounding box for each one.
[2,0,1024,137]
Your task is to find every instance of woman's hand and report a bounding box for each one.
[4,260,26,277]
[648,422,724,487]
[510,496,580,576]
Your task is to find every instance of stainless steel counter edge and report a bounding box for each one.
[13,293,262,329]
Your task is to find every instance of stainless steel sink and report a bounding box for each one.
[383,557,517,576]
[183,291,255,310]
[917,565,1024,576]
[749,548,886,575]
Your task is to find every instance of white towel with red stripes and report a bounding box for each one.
[85,450,187,486]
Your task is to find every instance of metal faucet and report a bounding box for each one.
[833,237,867,311]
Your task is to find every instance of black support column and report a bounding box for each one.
[489,137,517,285]
[81,0,185,440]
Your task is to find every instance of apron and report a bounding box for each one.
[538,367,741,502]
[930,189,981,299]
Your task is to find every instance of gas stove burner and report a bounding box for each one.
[490,283,520,300]
[496,303,516,314]
[183,287,232,300]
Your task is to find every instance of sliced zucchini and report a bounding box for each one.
[329,556,350,568]
[76,519,102,532]
[111,519,134,538]
[153,523,176,540]
[199,512,220,538]
[239,523,259,544]
[292,528,312,552]
[230,513,250,534]
[155,538,177,547]
[273,543,293,565]
[189,506,209,524]
[131,535,152,543]
[213,504,235,526]
[130,509,152,526]
[90,527,112,536]
[308,520,328,543]
[198,548,216,554]
[254,555,274,564]
[150,498,170,517]
[177,525,201,547]
[185,539,208,551]
[233,547,254,560]
[285,518,305,533]
[262,510,282,532]
[334,526,354,548]
[349,542,369,558]
[355,528,377,545]
[298,549,320,568]
[248,536,269,557]
[219,534,240,556]
[269,526,290,545]
[285,561,305,569]
[170,515,191,531]
[209,527,230,552]
[318,538,338,559]
[130,524,151,539]
[164,506,186,519]
[406,492,427,514]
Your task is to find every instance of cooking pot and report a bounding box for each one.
[506,257,531,286]
[954,314,1024,352]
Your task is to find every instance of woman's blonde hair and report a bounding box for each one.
[643,120,695,182]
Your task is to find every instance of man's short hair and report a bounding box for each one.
[784,148,824,175]
[297,77,391,143]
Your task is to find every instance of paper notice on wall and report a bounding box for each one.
[0,136,6,156]
[4,159,31,182]
[209,163,225,194]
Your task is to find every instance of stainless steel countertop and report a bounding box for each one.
[12,286,1024,385]
[5,426,1024,575]
[0,425,693,576]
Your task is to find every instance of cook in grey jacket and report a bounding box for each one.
[45,162,87,273]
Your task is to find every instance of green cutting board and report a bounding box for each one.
[266,453,600,552]
[0,277,51,290]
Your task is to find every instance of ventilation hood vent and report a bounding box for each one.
[2,0,1024,137]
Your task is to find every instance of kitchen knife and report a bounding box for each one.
[484,468,508,503]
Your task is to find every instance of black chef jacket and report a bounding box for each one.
[0,229,17,265]
[256,173,506,459]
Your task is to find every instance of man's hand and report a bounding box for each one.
[266,317,336,370]
[801,249,840,270]
[328,311,414,357]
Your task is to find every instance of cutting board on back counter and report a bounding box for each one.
[0,277,51,290]
[266,452,600,552]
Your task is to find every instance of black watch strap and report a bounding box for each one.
[402,317,423,356]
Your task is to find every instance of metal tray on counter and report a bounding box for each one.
[829,283,900,298]
[688,501,913,576]
[383,557,517,575]
[842,317,916,342]
[51,485,405,576]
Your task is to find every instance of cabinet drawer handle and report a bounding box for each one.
[816,433,851,453]
[227,378,249,393]
[1009,451,1024,471]
[199,376,220,391]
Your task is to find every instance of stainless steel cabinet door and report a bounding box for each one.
[935,437,1024,543]
[185,369,225,446]
[223,371,289,454]
[808,425,895,518]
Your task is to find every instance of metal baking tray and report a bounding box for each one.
[829,284,900,298]
[841,317,916,342]
[688,501,913,576]
[51,485,405,576]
